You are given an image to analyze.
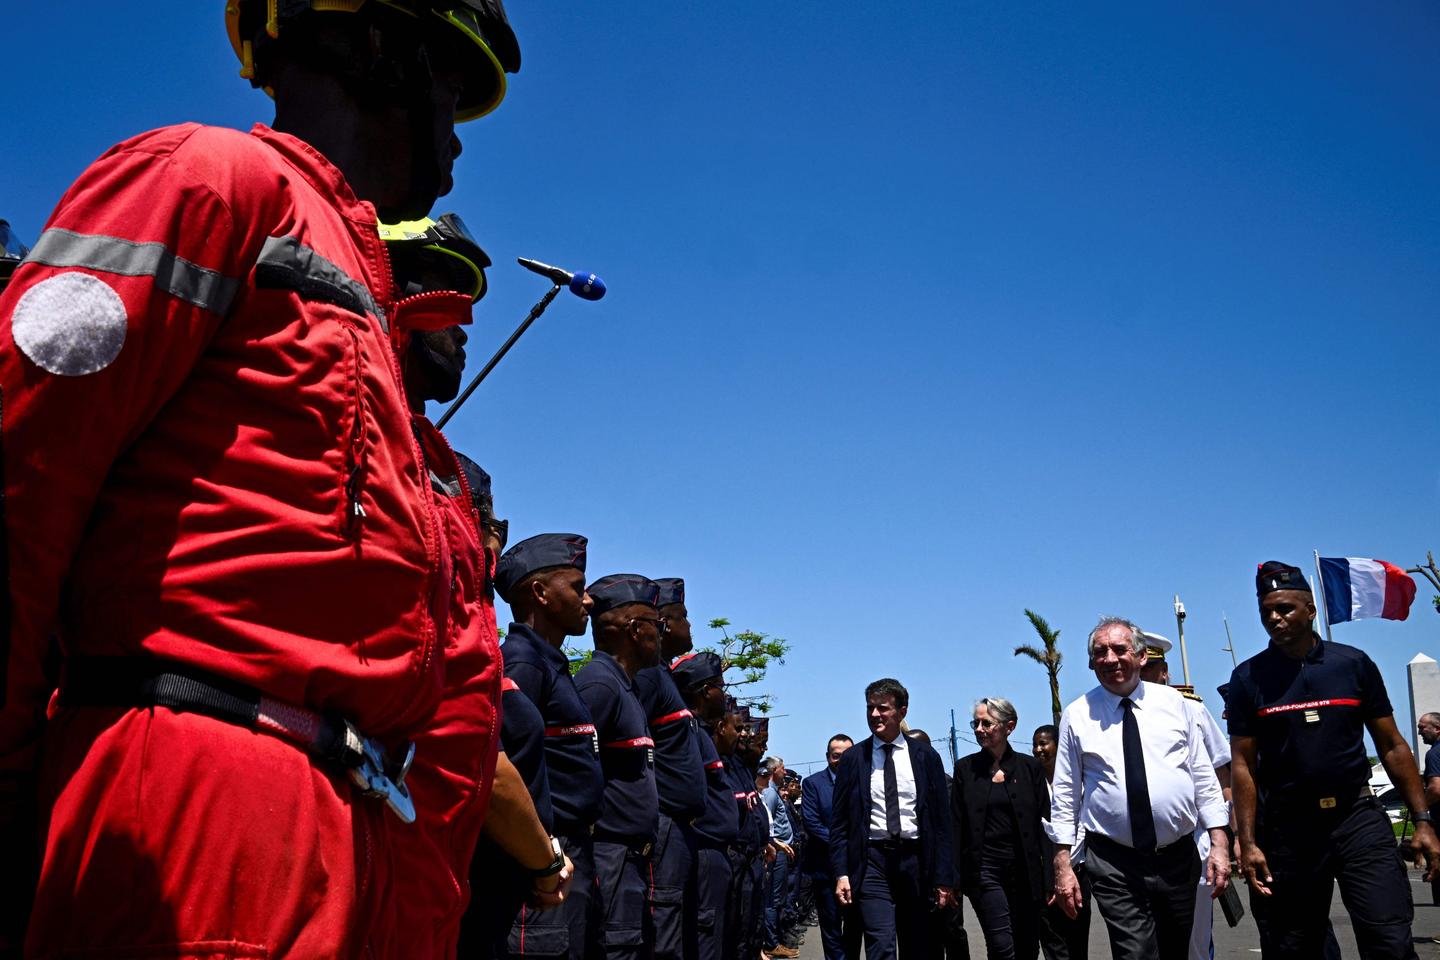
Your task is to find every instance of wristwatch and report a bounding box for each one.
[1413,811,1434,825]
[529,836,566,879]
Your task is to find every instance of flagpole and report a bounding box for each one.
[1221,615,1237,667]
[1313,549,1333,643]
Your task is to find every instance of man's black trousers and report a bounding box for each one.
[1250,797,1416,960]
[810,870,862,960]
[857,839,933,960]
[506,834,597,959]
[694,846,733,960]
[592,839,654,960]
[651,814,696,960]
[1084,833,1199,960]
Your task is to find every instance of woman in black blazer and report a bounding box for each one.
[950,697,1053,960]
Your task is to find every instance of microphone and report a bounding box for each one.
[517,257,607,301]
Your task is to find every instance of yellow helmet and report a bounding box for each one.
[224,0,520,121]
[380,212,490,301]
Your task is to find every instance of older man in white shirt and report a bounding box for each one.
[1050,617,1230,960]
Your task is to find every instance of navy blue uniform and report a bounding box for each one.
[635,665,706,960]
[724,754,768,960]
[692,737,740,960]
[577,651,660,960]
[1227,635,1416,959]
[504,624,604,833]
[459,679,554,958]
[503,624,604,959]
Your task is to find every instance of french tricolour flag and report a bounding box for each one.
[1318,557,1417,623]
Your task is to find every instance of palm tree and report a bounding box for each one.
[1014,609,1063,726]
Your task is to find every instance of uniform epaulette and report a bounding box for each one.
[1174,683,1203,703]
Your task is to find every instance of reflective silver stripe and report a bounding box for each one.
[25,227,240,316]
[257,235,386,331]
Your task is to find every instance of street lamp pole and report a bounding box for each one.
[1174,595,1191,686]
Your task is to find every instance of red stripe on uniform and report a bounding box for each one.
[1256,697,1361,717]
[706,760,724,771]
[602,736,656,749]
[653,708,692,726]
[545,723,597,737]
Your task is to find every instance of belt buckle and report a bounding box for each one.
[342,721,417,824]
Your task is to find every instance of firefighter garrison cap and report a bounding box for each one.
[225,0,521,121]
[586,575,661,615]
[494,533,587,603]
[670,651,724,692]
[1256,560,1312,598]
[655,578,685,607]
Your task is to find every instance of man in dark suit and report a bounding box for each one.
[831,678,957,960]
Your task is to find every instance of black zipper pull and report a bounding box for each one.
[346,461,367,531]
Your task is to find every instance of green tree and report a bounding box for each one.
[563,643,592,676]
[1408,552,1440,615]
[1014,609,1063,726]
[700,617,791,713]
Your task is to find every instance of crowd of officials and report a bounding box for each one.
[467,557,1440,960]
[772,561,1440,960]
[1,2,1437,959]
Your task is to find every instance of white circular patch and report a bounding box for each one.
[11,273,128,376]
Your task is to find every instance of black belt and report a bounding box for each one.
[1087,832,1194,858]
[554,822,597,842]
[870,836,920,851]
[59,657,417,823]
[696,837,741,855]
[593,831,655,858]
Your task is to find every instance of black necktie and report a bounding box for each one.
[882,742,901,838]
[1120,697,1157,854]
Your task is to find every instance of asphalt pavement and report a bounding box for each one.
[793,865,1440,958]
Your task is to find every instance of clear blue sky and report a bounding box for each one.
[5,2,1439,773]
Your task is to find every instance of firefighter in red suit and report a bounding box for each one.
[385,216,573,957]
[0,3,524,956]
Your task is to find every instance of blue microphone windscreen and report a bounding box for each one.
[568,273,606,301]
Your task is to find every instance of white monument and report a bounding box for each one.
[1407,653,1440,767]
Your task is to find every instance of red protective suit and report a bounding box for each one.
[0,123,499,958]
[395,419,504,959]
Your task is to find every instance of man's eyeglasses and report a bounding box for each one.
[627,616,670,636]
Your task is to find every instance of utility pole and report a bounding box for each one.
[948,709,959,767]
[1174,595,1192,686]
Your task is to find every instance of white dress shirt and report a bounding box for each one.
[1048,680,1227,850]
[869,734,919,840]
[1186,698,1231,769]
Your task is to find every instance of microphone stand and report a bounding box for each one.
[436,282,561,430]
